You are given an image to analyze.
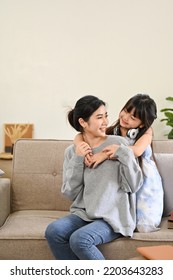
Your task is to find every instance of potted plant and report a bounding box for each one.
[160,97,173,139]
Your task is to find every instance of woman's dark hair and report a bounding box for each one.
[68,95,106,132]
[106,94,157,141]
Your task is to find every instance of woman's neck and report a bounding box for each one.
[83,134,107,148]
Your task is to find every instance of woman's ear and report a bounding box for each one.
[78,118,86,128]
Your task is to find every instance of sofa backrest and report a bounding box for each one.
[152,140,173,153]
[11,139,173,215]
[12,139,73,212]
[152,140,173,216]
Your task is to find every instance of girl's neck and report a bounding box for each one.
[120,126,128,137]
[83,134,107,148]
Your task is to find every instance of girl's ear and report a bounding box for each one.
[78,118,86,128]
[139,124,144,128]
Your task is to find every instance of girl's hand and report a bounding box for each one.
[75,142,92,157]
[90,151,108,168]
[84,153,94,167]
[102,144,120,159]
[86,145,120,168]
[74,133,83,145]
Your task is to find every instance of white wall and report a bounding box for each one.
[0,0,173,152]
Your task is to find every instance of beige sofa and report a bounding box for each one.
[0,139,173,260]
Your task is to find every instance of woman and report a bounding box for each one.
[45,95,143,260]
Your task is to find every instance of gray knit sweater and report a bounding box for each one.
[61,135,143,237]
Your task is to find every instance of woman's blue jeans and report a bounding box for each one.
[45,214,122,260]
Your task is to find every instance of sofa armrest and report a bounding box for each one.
[0,178,10,227]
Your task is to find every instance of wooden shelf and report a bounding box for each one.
[0,153,13,160]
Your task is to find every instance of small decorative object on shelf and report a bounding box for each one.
[3,123,33,154]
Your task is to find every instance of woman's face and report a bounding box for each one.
[83,105,109,137]
[119,108,143,130]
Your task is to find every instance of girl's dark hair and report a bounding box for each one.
[106,94,157,141]
[68,95,106,132]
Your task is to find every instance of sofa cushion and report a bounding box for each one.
[0,210,68,239]
[12,140,72,212]
[154,153,173,216]
[133,217,173,241]
[0,178,10,227]
[0,209,69,260]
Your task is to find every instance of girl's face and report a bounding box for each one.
[119,108,143,130]
[83,105,109,137]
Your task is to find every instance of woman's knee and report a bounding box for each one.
[69,228,92,251]
[45,220,63,242]
[45,222,56,240]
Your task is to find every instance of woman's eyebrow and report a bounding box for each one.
[96,112,108,117]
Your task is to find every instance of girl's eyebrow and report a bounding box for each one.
[131,114,140,120]
[130,113,137,117]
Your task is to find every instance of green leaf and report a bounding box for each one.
[168,129,173,139]
[161,119,173,127]
[166,97,173,102]
[164,112,173,119]
[160,118,168,122]
[160,108,173,112]
[166,121,173,127]
[160,97,173,134]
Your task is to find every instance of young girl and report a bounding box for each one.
[45,95,143,260]
[75,94,164,232]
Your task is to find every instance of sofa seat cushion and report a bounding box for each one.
[0,210,69,239]
[132,218,173,241]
